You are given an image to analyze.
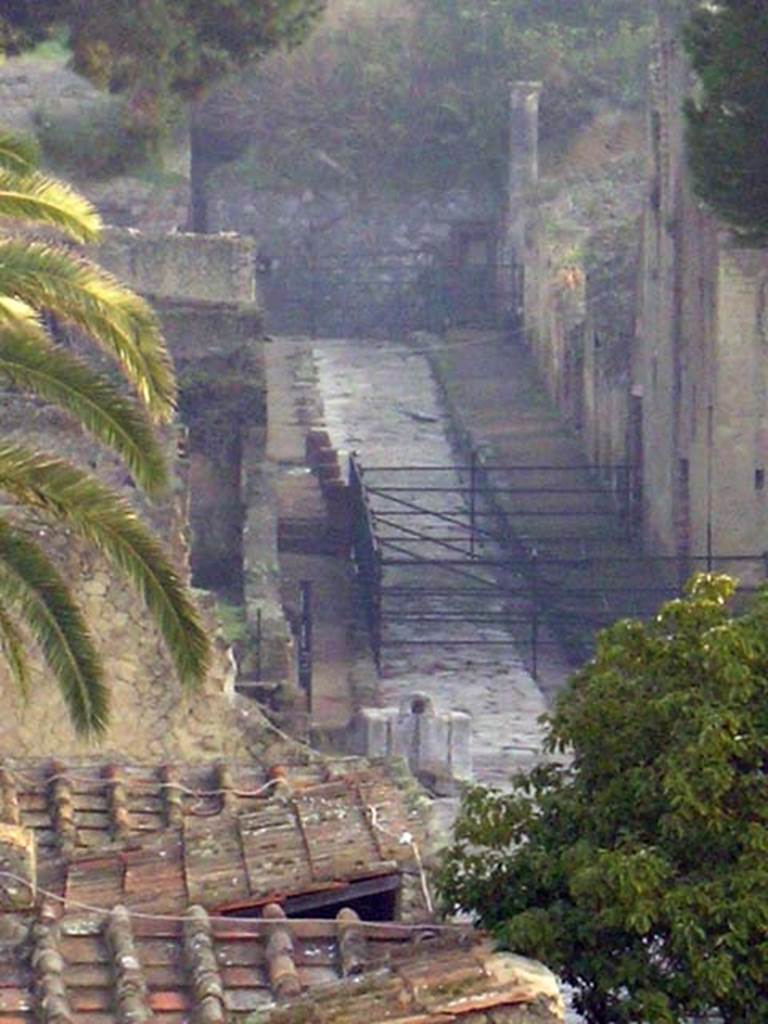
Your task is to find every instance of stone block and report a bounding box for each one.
[349,693,471,780]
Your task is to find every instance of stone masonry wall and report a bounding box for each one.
[95,228,257,306]
[0,401,264,760]
[636,6,768,577]
[522,111,646,473]
[95,229,268,598]
[205,181,502,336]
[0,229,279,757]
[523,14,768,577]
[709,247,768,576]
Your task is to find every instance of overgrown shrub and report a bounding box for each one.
[438,574,768,1023]
[33,96,154,178]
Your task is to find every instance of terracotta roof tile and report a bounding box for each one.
[1,757,422,915]
[0,757,565,1022]
[0,907,564,1022]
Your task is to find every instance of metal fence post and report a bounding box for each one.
[373,550,383,673]
[623,464,632,540]
[255,607,262,683]
[531,549,539,681]
[298,580,313,709]
[469,449,478,558]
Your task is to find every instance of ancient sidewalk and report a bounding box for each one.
[427,328,668,687]
[265,337,373,734]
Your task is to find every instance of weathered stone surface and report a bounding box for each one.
[95,228,257,306]
[349,693,472,782]
[0,224,281,758]
[0,823,36,910]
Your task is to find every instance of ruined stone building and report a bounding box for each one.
[0,224,286,760]
[519,5,768,580]
[191,87,505,338]
[637,7,768,576]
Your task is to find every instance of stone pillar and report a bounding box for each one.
[0,823,36,911]
[508,81,542,200]
[503,81,542,333]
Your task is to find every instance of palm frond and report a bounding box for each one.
[0,331,169,495]
[0,239,177,420]
[0,168,101,244]
[0,603,31,701]
[0,516,108,735]
[0,296,50,345]
[0,446,211,689]
[0,133,40,174]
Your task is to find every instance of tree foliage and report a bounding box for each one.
[437,574,768,1023]
[0,0,326,133]
[204,0,652,194]
[684,0,768,243]
[0,133,210,734]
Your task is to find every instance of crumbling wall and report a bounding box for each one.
[95,229,267,598]
[205,180,502,336]
[96,228,256,305]
[0,397,265,760]
[636,8,768,576]
[582,221,642,469]
[0,228,282,755]
[521,111,646,473]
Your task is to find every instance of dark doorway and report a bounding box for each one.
[447,223,498,327]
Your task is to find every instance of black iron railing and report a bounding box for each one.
[348,454,768,676]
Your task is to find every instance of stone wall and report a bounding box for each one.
[521,112,646,477]
[95,229,266,598]
[636,6,768,579]
[0,399,265,760]
[96,228,257,305]
[204,180,502,336]
[582,221,642,470]
[709,249,768,568]
[0,227,282,756]
[520,14,768,579]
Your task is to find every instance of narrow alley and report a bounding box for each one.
[314,336,557,789]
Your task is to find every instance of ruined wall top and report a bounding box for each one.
[96,227,258,306]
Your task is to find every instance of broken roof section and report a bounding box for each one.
[0,756,565,1023]
[0,757,424,917]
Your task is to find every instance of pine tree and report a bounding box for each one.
[684,0,768,243]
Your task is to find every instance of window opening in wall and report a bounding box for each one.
[755,468,765,491]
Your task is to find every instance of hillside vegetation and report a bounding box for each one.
[200,0,653,195]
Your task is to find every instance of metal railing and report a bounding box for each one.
[349,455,383,670]
[348,454,768,676]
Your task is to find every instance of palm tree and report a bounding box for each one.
[0,132,210,736]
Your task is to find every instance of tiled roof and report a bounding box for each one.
[0,757,565,1023]
[0,758,423,914]
[0,902,564,1023]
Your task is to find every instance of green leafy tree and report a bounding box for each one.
[437,574,768,1023]
[0,133,210,735]
[684,0,768,243]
